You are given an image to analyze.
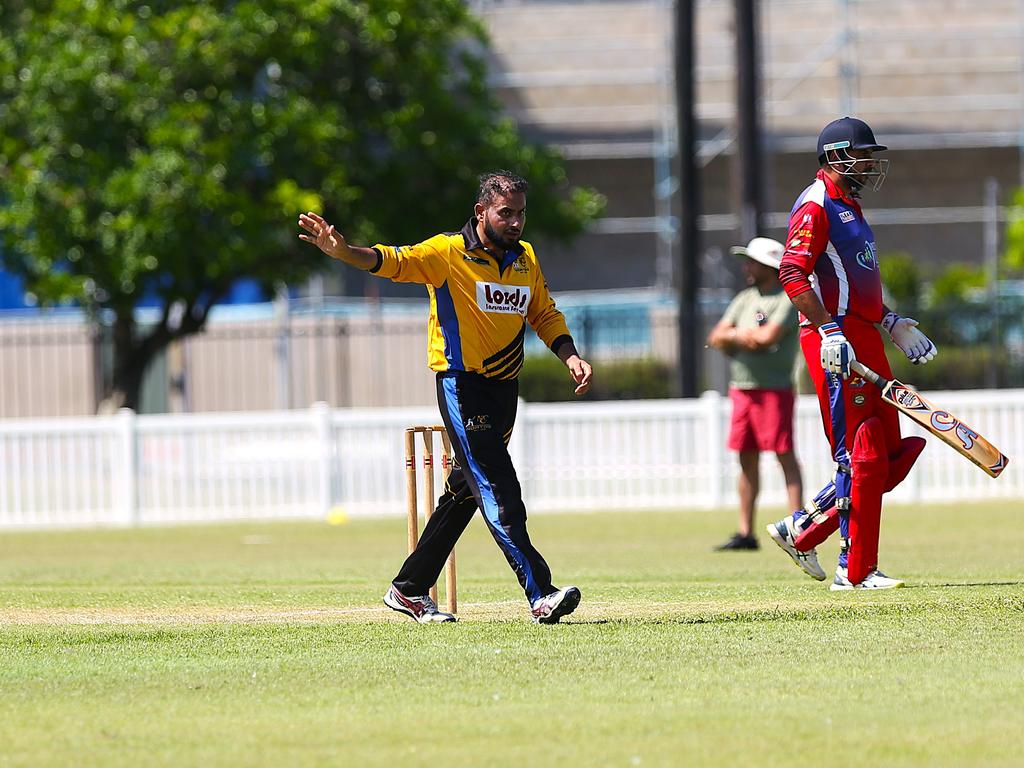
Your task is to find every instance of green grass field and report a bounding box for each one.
[1,503,1023,767]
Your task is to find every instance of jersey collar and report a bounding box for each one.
[460,218,525,264]
[817,168,862,211]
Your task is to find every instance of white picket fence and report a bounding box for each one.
[1,390,1022,529]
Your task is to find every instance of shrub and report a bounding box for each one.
[880,251,923,310]
[887,345,1023,390]
[519,356,674,402]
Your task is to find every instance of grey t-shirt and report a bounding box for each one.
[721,286,799,390]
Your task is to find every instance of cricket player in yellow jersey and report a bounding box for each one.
[299,171,592,624]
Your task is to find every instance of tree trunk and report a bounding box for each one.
[95,295,220,415]
[96,311,154,414]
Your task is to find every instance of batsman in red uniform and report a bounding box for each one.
[765,117,937,590]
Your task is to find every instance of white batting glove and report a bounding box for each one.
[818,321,857,378]
[882,311,937,364]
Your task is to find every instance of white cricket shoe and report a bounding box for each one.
[531,586,581,624]
[829,566,905,591]
[766,516,826,581]
[384,585,457,623]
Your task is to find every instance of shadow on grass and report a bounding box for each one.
[560,594,1024,626]
[903,581,1024,589]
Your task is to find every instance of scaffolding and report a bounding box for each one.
[474,0,1024,284]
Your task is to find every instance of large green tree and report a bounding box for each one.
[0,0,603,411]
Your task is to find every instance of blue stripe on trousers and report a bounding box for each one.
[441,376,542,602]
[826,369,852,566]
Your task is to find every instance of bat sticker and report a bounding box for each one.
[890,384,927,411]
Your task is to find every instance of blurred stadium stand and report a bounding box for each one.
[472,0,1024,292]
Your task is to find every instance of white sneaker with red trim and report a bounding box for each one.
[530,586,581,624]
[384,585,457,623]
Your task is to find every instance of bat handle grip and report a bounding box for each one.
[850,360,886,388]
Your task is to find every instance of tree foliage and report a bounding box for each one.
[0,0,603,409]
[928,263,986,305]
[879,250,922,311]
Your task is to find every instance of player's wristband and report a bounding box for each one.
[881,311,900,335]
[818,321,843,340]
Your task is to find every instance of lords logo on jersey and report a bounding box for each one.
[476,282,531,316]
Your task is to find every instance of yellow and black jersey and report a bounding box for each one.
[371,219,572,380]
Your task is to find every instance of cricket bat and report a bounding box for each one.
[850,361,1009,478]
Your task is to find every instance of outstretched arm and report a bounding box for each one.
[298,211,379,270]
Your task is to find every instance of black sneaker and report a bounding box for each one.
[714,533,759,551]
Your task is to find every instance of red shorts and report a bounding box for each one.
[727,388,796,454]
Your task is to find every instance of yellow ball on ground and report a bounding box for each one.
[327,507,349,526]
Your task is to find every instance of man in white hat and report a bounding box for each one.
[707,237,805,551]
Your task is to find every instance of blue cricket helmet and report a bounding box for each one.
[816,116,887,163]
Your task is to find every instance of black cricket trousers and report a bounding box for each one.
[392,371,554,604]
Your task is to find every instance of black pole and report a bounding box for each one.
[734,0,763,246]
[675,0,699,397]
